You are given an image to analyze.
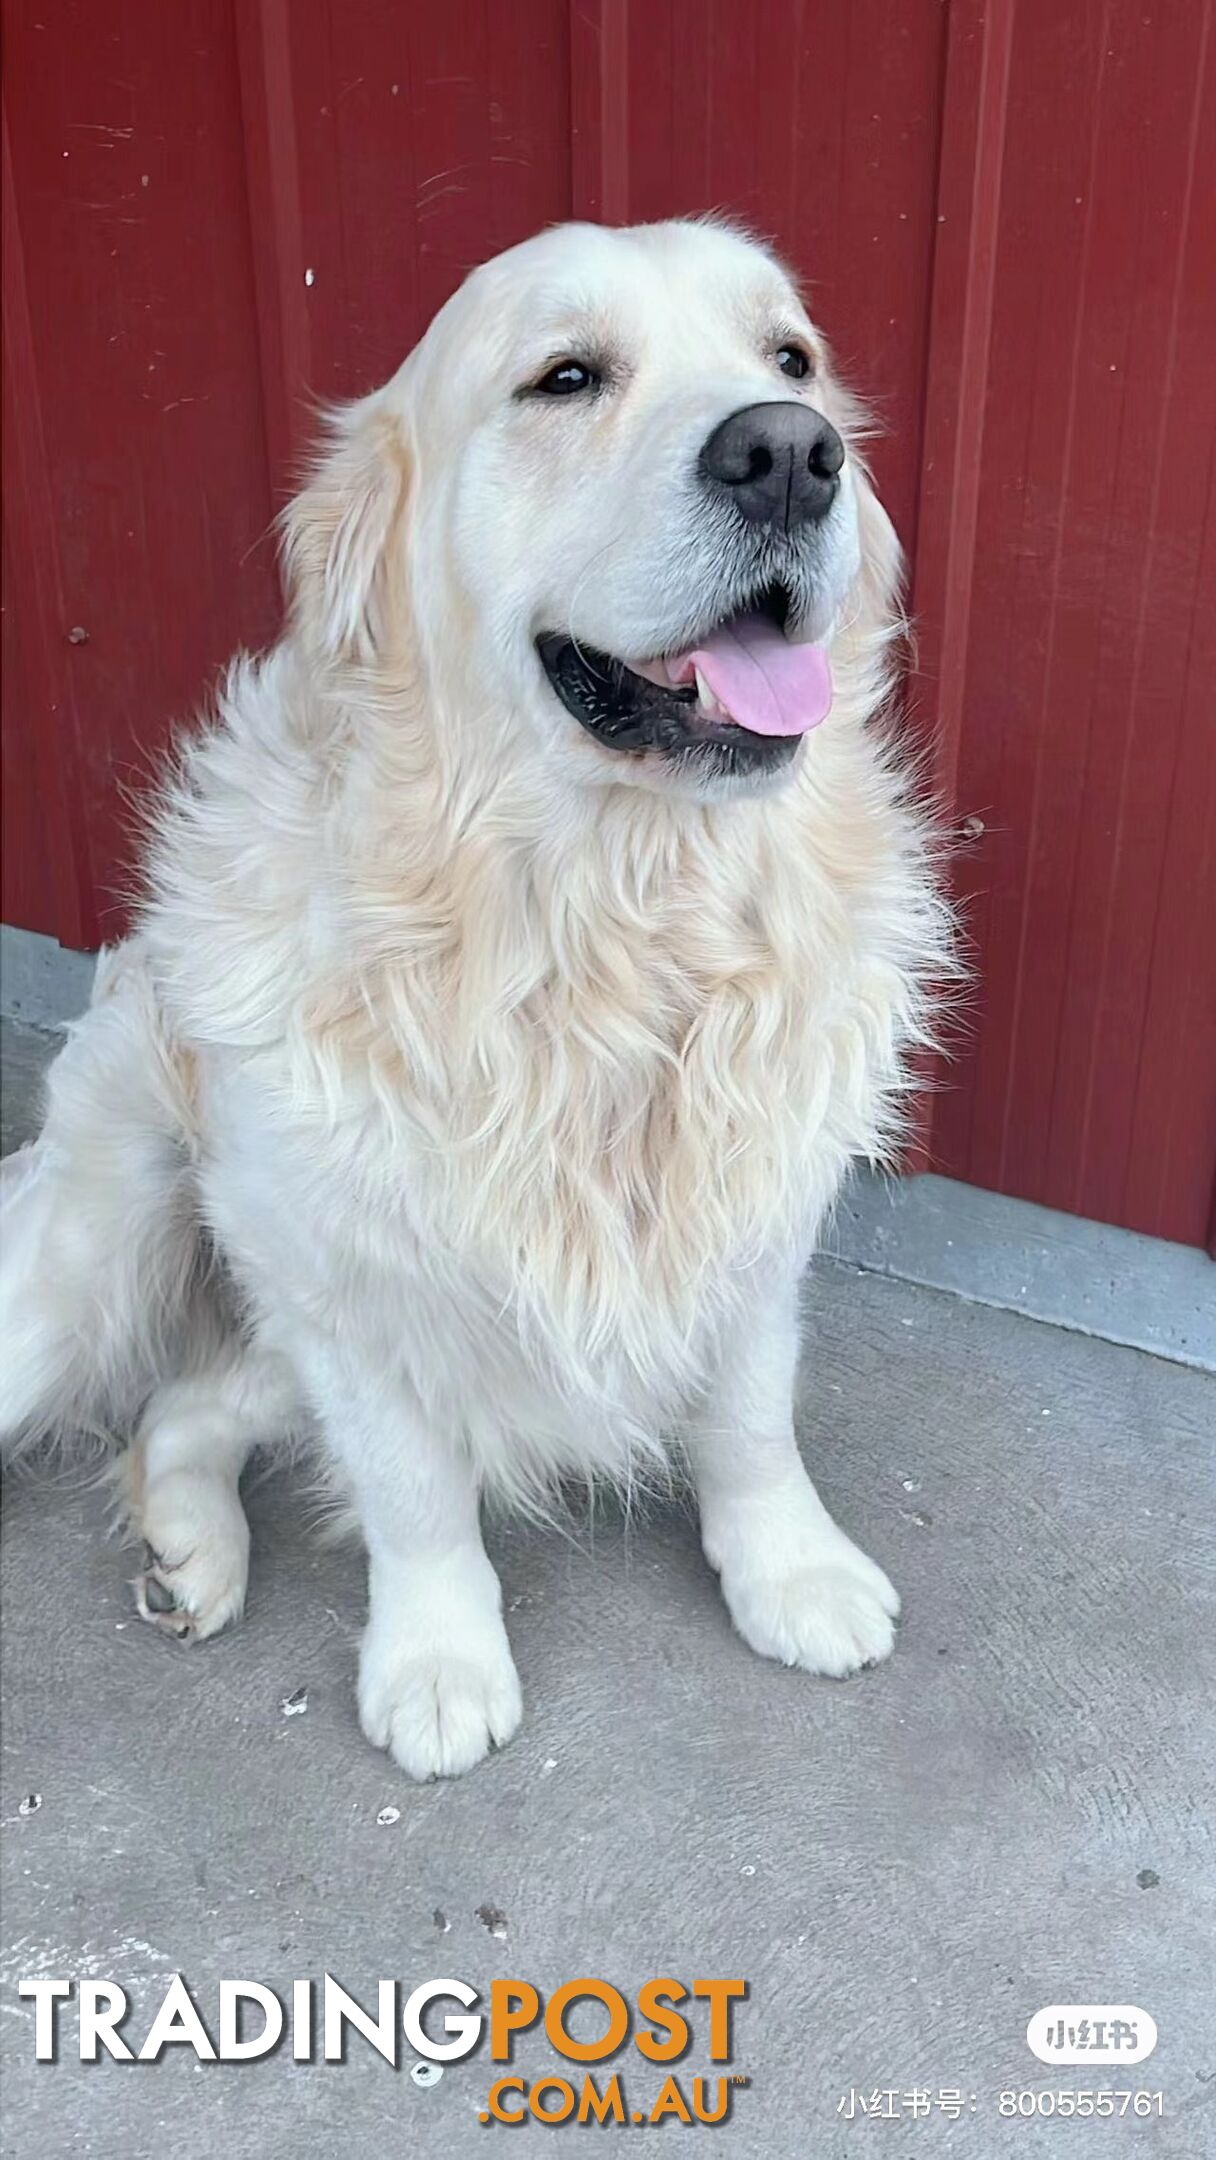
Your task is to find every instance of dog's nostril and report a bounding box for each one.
[809,430,845,481]
[747,446,774,482]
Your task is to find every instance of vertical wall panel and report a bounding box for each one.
[2,106,92,945]
[2,0,281,945]
[922,0,1216,1245]
[2,0,1212,1244]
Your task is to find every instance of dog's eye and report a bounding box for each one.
[533,360,601,397]
[775,344,812,381]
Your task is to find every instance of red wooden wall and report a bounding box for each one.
[3,0,1213,1247]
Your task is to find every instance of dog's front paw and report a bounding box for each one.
[358,1622,522,1781]
[721,1550,899,1677]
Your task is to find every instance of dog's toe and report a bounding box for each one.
[131,1473,250,1642]
[359,1638,523,1781]
[133,1563,195,1637]
[722,1555,900,1679]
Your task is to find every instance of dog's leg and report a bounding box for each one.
[127,1347,302,1642]
[300,1349,521,1781]
[686,1266,899,1678]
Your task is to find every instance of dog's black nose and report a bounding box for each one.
[700,401,844,530]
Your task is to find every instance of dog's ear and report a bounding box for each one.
[280,395,411,666]
[852,459,903,629]
[821,367,903,632]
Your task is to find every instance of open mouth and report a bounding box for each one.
[536,580,833,781]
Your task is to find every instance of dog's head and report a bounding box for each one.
[284,219,900,800]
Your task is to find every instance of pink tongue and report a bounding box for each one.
[652,612,832,736]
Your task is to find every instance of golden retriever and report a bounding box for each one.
[1,219,947,1778]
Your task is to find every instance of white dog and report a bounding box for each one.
[1,220,948,1779]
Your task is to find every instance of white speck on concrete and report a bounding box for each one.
[376,1805,400,1826]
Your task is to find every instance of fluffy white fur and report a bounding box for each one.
[0,221,949,1779]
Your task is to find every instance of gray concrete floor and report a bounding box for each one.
[2,1018,1213,2158]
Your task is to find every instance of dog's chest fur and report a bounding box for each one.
[149,672,939,1441]
[286,772,924,1374]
